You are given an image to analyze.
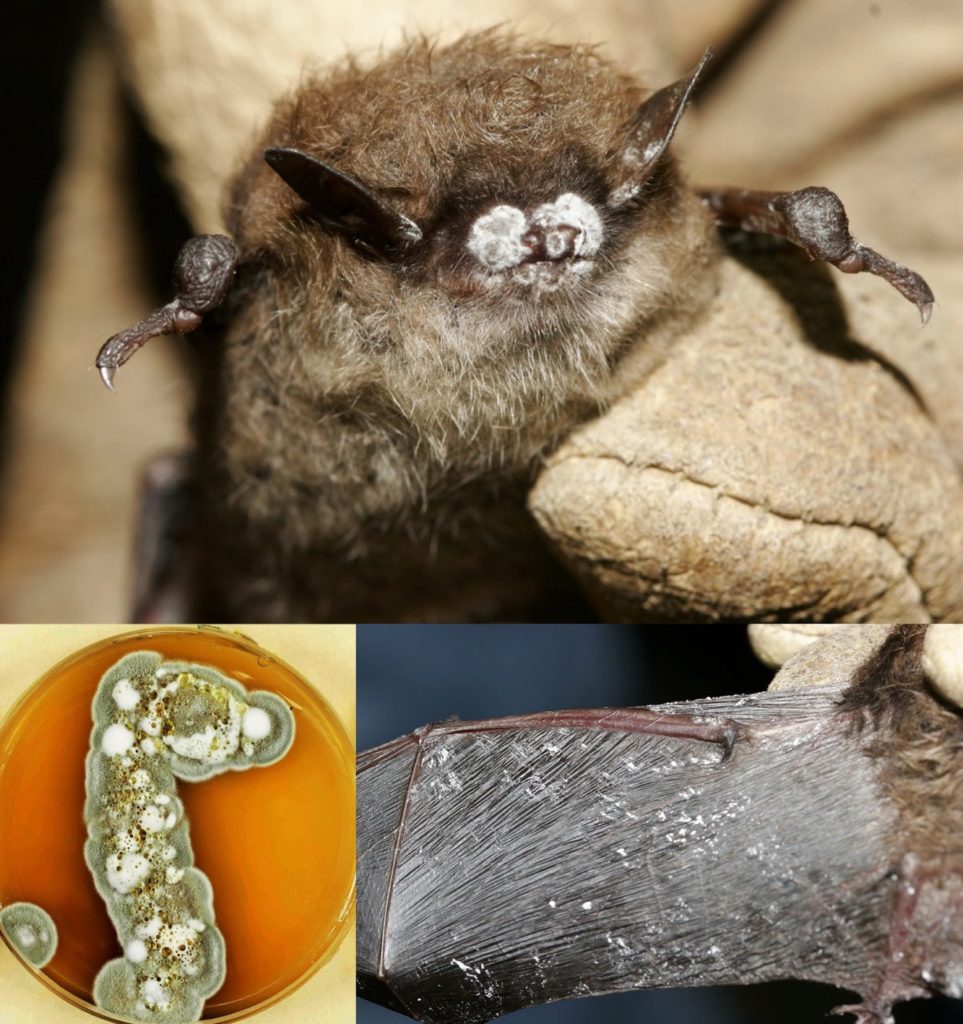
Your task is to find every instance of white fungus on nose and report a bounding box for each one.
[467,192,603,272]
[467,205,528,270]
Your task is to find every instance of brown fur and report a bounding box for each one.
[839,624,963,856]
[837,626,963,1018]
[196,32,719,620]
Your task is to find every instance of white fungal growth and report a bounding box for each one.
[102,723,135,757]
[112,678,141,710]
[467,205,528,270]
[0,902,58,968]
[85,651,296,1024]
[241,706,272,741]
[126,939,148,964]
[467,193,603,273]
[530,194,603,258]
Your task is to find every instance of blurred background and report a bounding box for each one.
[1,0,961,620]
[357,625,963,1023]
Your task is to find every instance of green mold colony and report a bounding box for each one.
[0,902,58,968]
[82,648,294,1023]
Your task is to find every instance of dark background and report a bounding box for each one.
[357,625,963,1024]
[0,0,97,445]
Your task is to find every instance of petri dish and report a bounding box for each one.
[0,625,355,1022]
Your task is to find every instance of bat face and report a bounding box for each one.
[232,35,718,377]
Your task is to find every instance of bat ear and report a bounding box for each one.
[609,48,713,207]
[264,146,423,257]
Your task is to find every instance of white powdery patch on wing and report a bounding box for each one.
[85,651,297,1024]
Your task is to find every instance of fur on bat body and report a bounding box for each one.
[357,627,963,1024]
[97,32,935,621]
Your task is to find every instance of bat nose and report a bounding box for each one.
[521,222,582,262]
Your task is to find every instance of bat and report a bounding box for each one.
[357,625,963,1024]
[95,32,935,621]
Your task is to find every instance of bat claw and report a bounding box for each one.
[98,364,117,391]
[831,1003,892,1024]
[919,300,934,327]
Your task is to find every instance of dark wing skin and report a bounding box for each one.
[358,687,902,1024]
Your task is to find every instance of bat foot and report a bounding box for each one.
[831,1002,893,1024]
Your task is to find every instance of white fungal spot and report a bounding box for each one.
[467,205,528,270]
[112,678,140,710]
[142,978,170,1010]
[608,181,640,207]
[467,193,603,272]
[581,901,593,910]
[105,852,151,894]
[530,193,603,258]
[137,917,163,941]
[139,716,161,737]
[102,724,135,757]
[125,939,148,964]
[14,925,36,948]
[139,805,169,832]
[165,722,239,764]
[241,706,272,741]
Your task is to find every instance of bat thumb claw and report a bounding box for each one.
[919,300,934,326]
[98,364,117,391]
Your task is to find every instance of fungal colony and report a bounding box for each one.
[0,650,296,1023]
[0,902,58,969]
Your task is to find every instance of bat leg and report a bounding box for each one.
[832,854,940,1024]
[131,451,197,622]
[830,1004,892,1024]
[95,234,239,389]
[698,185,934,323]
